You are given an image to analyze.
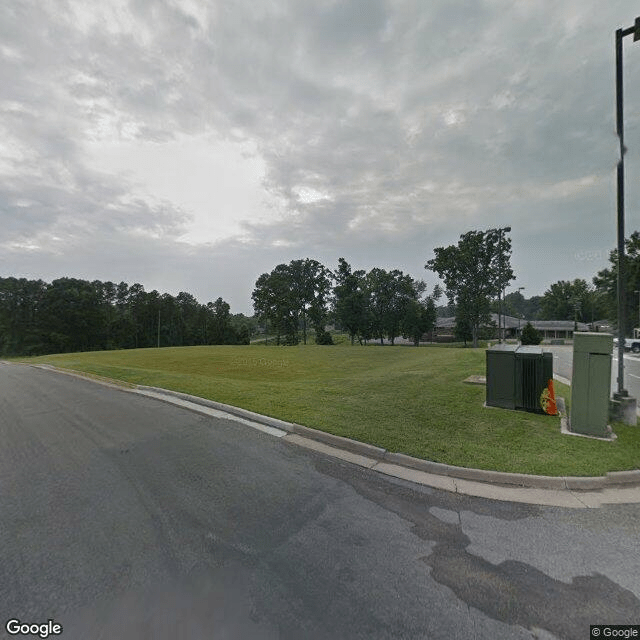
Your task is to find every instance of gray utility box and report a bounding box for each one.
[486,345,553,414]
[570,332,612,437]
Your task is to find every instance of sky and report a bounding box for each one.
[2,1,640,315]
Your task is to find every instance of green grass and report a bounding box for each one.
[17,344,640,477]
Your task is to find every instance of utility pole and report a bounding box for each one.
[495,226,511,343]
[611,18,640,424]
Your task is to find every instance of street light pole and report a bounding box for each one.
[613,18,639,421]
[517,286,524,337]
[495,226,511,344]
[615,19,640,394]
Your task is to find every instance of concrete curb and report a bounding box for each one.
[22,364,640,495]
[135,385,640,492]
[136,385,298,433]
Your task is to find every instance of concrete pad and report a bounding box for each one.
[283,434,379,469]
[371,462,458,492]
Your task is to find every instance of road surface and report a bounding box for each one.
[1,363,639,639]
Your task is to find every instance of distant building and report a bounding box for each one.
[432,314,593,341]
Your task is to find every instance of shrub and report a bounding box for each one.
[315,329,334,345]
[521,322,542,345]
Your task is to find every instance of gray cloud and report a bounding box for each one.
[1,0,639,313]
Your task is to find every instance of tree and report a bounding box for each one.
[207,297,235,344]
[426,229,514,348]
[288,259,333,345]
[38,278,105,353]
[230,313,256,344]
[498,289,543,320]
[454,315,474,346]
[0,276,243,355]
[539,279,593,322]
[365,268,419,345]
[252,265,300,345]
[401,296,438,346]
[593,231,640,333]
[521,322,542,345]
[333,258,370,345]
[252,259,333,345]
[0,277,48,355]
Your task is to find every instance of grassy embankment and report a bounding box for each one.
[19,343,640,477]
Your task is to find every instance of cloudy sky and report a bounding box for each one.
[2,1,640,314]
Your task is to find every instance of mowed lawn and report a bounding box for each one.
[20,344,640,477]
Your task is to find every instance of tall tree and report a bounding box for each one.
[288,259,333,344]
[401,296,438,346]
[0,277,46,355]
[0,277,242,355]
[539,279,594,323]
[425,229,514,347]
[252,259,333,345]
[252,266,299,345]
[593,231,640,333]
[333,258,370,345]
[39,278,105,352]
[366,268,419,345]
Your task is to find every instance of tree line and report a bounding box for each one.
[0,277,252,356]
[426,228,640,343]
[3,228,636,357]
[252,258,440,346]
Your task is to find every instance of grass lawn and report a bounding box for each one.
[18,344,640,477]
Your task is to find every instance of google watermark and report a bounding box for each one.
[231,357,289,369]
[574,249,606,262]
[5,619,63,638]
[591,626,640,638]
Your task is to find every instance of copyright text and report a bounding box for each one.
[591,626,640,639]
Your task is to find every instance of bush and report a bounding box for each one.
[315,329,334,345]
[521,322,542,345]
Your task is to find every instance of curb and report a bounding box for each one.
[136,385,640,492]
[23,364,640,494]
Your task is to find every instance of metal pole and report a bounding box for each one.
[157,308,161,348]
[498,230,502,344]
[616,27,627,396]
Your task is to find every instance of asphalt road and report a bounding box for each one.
[1,363,639,640]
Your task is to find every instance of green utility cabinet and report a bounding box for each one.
[514,347,553,413]
[486,345,553,413]
[486,344,518,409]
[570,332,612,437]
